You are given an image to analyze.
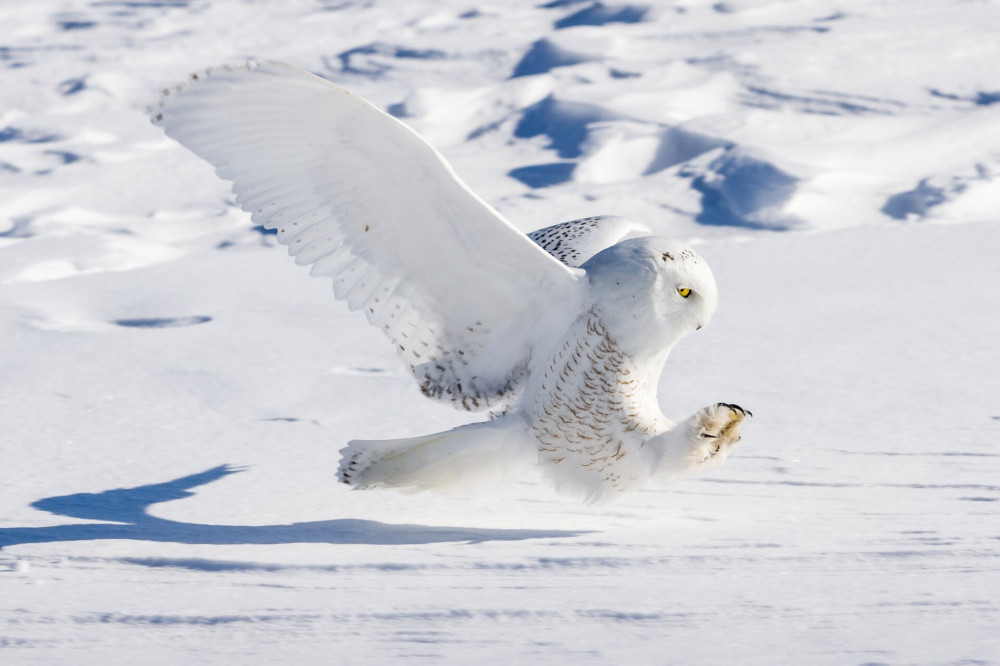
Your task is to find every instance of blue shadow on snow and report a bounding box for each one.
[511,39,594,78]
[690,148,799,229]
[513,95,620,157]
[0,466,587,548]
[112,315,212,328]
[508,162,577,188]
[553,3,649,30]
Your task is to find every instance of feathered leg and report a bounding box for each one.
[338,418,536,492]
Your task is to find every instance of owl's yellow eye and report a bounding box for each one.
[677,287,692,298]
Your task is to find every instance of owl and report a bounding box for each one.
[151,61,750,503]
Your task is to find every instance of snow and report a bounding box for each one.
[1,0,999,663]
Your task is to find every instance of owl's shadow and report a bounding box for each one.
[0,465,586,549]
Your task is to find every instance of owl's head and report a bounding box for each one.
[582,237,718,355]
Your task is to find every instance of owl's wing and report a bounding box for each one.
[152,60,584,410]
[528,216,651,268]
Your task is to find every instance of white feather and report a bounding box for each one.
[152,61,584,410]
[527,215,651,267]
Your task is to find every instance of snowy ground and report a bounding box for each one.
[2,1,999,663]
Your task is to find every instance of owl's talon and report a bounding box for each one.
[716,402,752,418]
[718,402,742,415]
[690,401,751,464]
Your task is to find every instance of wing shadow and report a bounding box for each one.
[0,465,587,548]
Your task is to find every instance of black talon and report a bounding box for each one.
[718,402,752,417]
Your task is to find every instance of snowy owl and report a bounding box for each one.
[151,61,750,503]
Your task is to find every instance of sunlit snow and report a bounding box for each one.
[1,1,998,663]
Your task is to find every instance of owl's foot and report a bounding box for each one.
[648,402,752,481]
[690,402,751,465]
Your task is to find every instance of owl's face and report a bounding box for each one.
[583,237,718,356]
[647,238,718,332]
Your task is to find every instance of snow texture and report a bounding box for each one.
[1,0,999,664]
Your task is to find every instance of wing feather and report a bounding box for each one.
[528,216,650,268]
[152,61,584,410]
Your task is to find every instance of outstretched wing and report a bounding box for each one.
[528,215,650,267]
[151,60,584,410]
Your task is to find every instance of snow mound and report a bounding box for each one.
[514,94,623,158]
[882,163,1000,222]
[337,42,448,77]
[553,3,650,30]
[511,38,597,78]
[508,162,577,188]
[687,147,803,230]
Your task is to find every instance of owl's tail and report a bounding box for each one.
[337,419,536,492]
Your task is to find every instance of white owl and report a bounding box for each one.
[151,61,750,503]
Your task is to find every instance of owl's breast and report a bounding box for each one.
[526,308,668,500]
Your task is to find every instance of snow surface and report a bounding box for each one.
[1,0,999,663]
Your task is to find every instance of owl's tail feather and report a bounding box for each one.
[337,419,536,492]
